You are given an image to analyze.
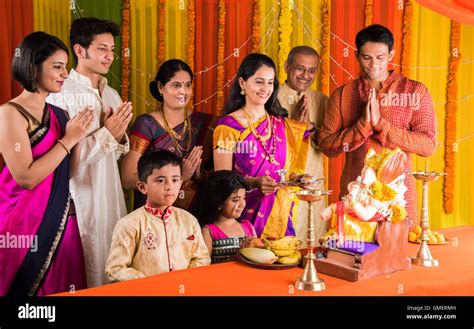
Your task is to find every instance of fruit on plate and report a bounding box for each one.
[239,248,278,264]
[263,236,302,264]
[408,225,446,244]
[247,237,265,248]
[263,236,302,250]
[277,251,302,264]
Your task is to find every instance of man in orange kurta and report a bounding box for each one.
[317,24,437,225]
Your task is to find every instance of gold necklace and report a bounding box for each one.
[161,107,192,157]
[241,109,271,141]
[242,109,278,164]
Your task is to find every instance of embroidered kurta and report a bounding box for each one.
[105,207,210,282]
[318,71,437,223]
[47,69,129,288]
[278,83,329,244]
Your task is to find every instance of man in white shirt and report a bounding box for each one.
[47,17,133,287]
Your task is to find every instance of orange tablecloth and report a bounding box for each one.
[59,226,474,296]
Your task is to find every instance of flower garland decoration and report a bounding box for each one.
[277,0,293,84]
[400,0,412,77]
[187,0,196,109]
[120,0,130,102]
[251,0,261,52]
[216,0,226,113]
[320,0,330,188]
[157,0,166,68]
[364,0,373,27]
[444,20,461,214]
[371,181,396,202]
[320,0,330,96]
[390,204,407,223]
[187,0,195,72]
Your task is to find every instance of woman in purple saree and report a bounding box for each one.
[0,32,93,296]
[213,54,314,239]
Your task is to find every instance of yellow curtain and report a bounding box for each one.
[259,0,326,92]
[259,0,280,62]
[129,0,160,117]
[129,0,188,117]
[33,0,71,68]
[165,0,187,61]
[411,3,474,228]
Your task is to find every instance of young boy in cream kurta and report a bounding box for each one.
[106,150,210,282]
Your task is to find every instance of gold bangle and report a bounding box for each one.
[58,139,71,155]
[349,199,357,207]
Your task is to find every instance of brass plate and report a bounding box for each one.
[408,237,450,245]
[236,253,300,270]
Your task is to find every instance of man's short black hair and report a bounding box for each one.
[12,31,68,93]
[137,149,182,182]
[69,17,120,64]
[355,24,394,53]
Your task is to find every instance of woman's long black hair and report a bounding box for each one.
[195,170,251,227]
[223,53,287,117]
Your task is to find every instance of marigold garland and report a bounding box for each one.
[444,21,461,214]
[390,204,407,223]
[278,0,293,84]
[371,181,396,202]
[364,0,373,27]
[320,0,330,96]
[400,0,412,77]
[187,0,195,72]
[157,0,166,68]
[120,0,130,101]
[187,0,196,109]
[251,0,261,52]
[320,0,330,188]
[216,0,226,113]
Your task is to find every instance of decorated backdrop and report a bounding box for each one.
[1,0,473,229]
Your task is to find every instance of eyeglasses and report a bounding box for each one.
[292,65,318,75]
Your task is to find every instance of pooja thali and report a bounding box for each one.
[236,253,301,270]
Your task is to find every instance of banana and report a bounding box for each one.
[263,236,302,250]
[240,248,278,264]
[272,248,299,256]
[277,251,302,264]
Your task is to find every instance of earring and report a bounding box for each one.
[240,89,246,96]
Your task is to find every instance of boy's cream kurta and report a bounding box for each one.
[47,69,129,287]
[106,207,211,282]
[278,82,328,244]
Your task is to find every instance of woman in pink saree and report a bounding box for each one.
[0,32,93,296]
[213,54,314,239]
